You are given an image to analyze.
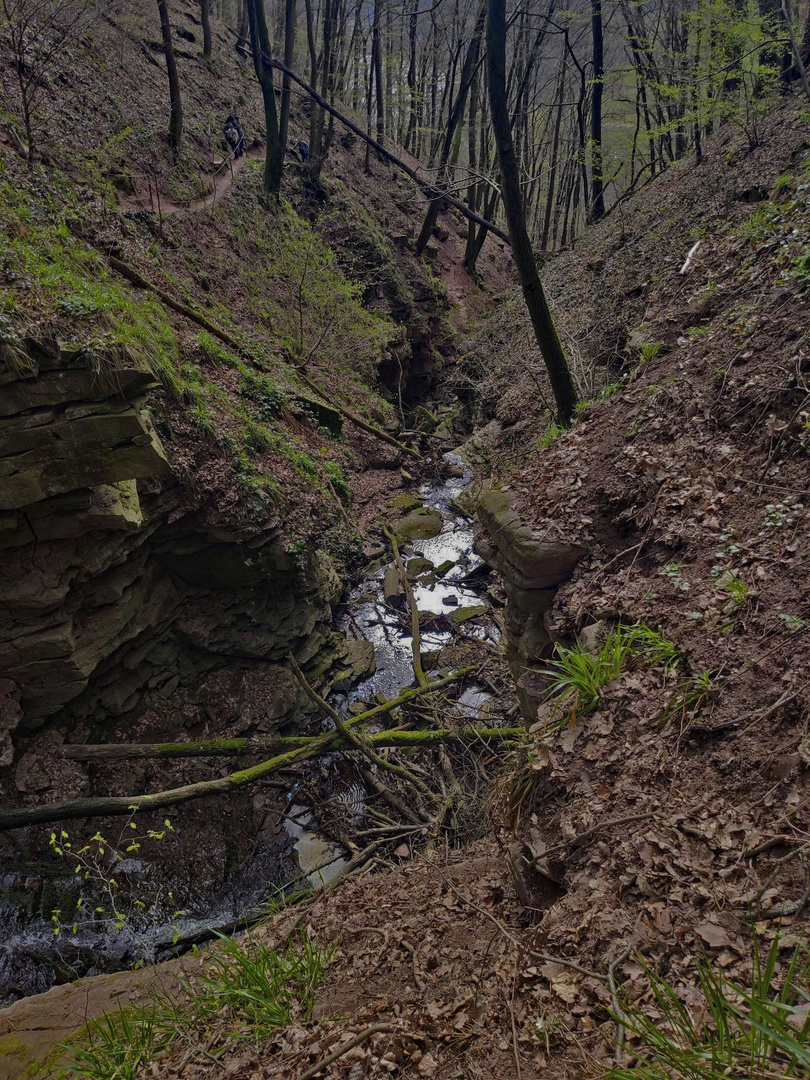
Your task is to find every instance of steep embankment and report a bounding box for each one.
[0,0,509,1012]
[23,102,803,1080]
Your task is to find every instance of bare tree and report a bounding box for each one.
[156,0,183,155]
[487,0,578,424]
[0,0,97,165]
[246,0,283,198]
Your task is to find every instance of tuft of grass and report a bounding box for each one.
[56,1005,164,1080]
[57,931,334,1078]
[540,623,679,720]
[662,670,717,727]
[191,930,334,1043]
[717,572,749,605]
[535,424,564,451]
[607,936,810,1080]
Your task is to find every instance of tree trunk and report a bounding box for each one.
[157,0,183,155]
[372,0,385,146]
[236,0,249,55]
[278,0,296,152]
[200,0,212,57]
[404,0,420,151]
[0,670,476,831]
[487,0,578,424]
[415,1,487,255]
[589,0,605,220]
[246,0,283,198]
[541,51,566,251]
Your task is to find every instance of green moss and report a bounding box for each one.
[0,179,179,387]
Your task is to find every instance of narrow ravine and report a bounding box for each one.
[0,449,502,1004]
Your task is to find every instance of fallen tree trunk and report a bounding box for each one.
[383,524,427,687]
[64,726,524,761]
[298,374,420,459]
[0,669,474,832]
[108,257,242,350]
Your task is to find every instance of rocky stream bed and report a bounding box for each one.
[0,451,503,1007]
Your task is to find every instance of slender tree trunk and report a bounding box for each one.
[236,0,249,55]
[157,0,183,156]
[246,0,283,198]
[541,51,565,251]
[464,72,480,271]
[487,0,577,424]
[404,0,419,150]
[373,0,385,146]
[200,0,212,57]
[415,2,486,254]
[589,0,605,220]
[278,0,296,153]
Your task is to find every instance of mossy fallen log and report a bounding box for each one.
[63,727,524,761]
[0,669,476,832]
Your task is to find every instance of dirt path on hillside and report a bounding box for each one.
[118,147,264,217]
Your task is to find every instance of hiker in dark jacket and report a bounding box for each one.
[296,139,309,163]
[224,114,239,157]
[233,116,245,158]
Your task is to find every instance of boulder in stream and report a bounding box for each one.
[391,506,443,541]
[449,603,488,624]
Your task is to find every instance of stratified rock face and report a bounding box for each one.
[0,347,345,772]
[476,489,585,719]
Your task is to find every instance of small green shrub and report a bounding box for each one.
[240,369,288,420]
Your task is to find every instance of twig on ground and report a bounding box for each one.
[299,1023,393,1080]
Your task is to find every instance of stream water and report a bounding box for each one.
[0,452,499,1005]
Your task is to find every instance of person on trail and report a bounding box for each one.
[224,114,245,159]
[234,116,245,159]
[296,138,309,163]
[224,114,239,158]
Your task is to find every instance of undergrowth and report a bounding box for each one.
[607,936,810,1080]
[56,930,334,1078]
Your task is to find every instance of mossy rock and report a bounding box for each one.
[391,507,443,541]
[390,492,422,513]
[434,559,456,577]
[407,556,434,577]
[331,639,376,692]
[449,604,488,624]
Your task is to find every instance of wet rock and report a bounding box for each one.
[434,559,456,577]
[406,556,434,577]
[441,595,459,607]
[331,639,377,693]
[391,507,443,541]
[390,492,422,513]
[449,604,487,624]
